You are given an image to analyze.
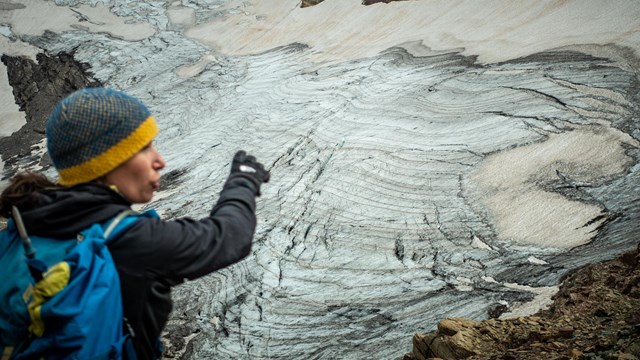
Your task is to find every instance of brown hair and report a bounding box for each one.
[0,172,60,218]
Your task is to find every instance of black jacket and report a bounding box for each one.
[19,175,258,359]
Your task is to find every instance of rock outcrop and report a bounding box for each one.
[405,242,640,359]
[0,53,100,178]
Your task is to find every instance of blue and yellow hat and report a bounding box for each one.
[46,88,159,186]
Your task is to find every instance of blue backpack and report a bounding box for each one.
[0,207,159,360]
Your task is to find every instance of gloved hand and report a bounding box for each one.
[229,150,270,196]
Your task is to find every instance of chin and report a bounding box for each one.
[132,194,153,204]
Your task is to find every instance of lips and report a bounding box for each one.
[151,180,160,190]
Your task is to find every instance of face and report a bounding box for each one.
[102,142,166,203]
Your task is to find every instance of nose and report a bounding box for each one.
[152,146,166,170]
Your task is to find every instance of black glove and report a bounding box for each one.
[229,150,270,196]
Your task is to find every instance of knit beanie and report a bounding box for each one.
[46,88,159,186]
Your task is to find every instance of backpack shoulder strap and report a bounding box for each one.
[103,210,137,239]
[103,209,161,241]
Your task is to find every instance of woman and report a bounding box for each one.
[0,88,269,359]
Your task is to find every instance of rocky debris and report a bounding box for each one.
[362,0,409,4]
[300,0,325,7]
[404,242,640,360]
[0,52,100,179]
[301,0,407,7]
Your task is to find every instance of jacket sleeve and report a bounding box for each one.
[110,175,259,281]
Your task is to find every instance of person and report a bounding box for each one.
[0,87,270,359]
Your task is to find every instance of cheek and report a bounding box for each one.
[128,158,153,180]
[113,162,148,193]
